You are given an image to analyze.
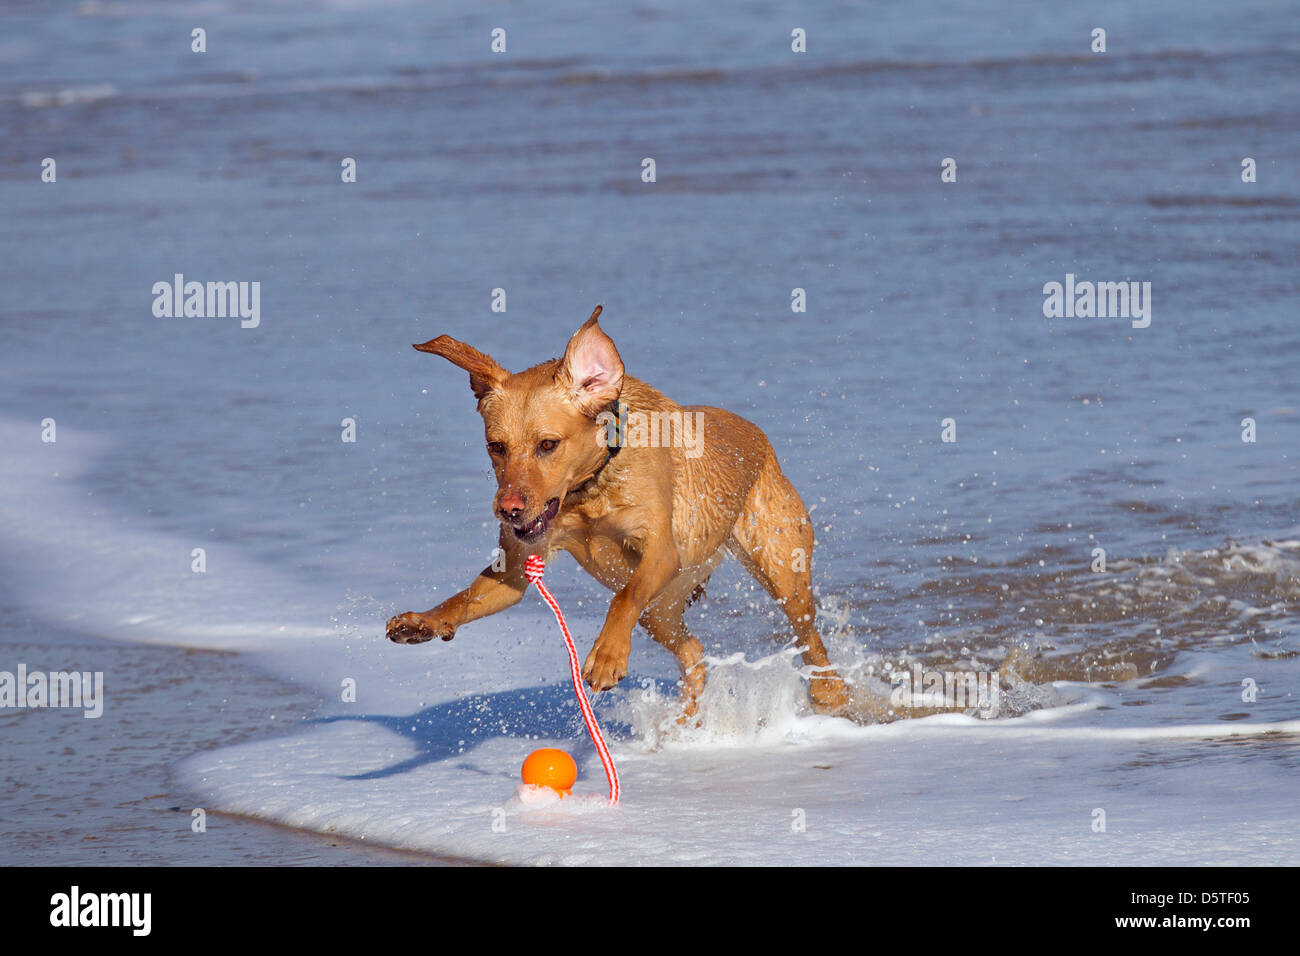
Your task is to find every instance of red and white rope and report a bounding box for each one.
[524,554,620,804]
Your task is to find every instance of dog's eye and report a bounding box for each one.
[486,442,506,457]
[537,439,559,454]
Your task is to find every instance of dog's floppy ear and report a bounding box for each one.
[413,335,508,401]
[556,305,623,417]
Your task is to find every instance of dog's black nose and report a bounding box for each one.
[499,507,523,522]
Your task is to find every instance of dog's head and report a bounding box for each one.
[414,305,623,544]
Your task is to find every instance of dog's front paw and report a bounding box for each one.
[386,611,457,645]
[581,638,630,692]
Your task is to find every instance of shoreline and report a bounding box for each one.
[0,628,477,866]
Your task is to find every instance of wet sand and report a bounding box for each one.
[0,626,471,866]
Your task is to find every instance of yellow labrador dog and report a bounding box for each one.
[387,306,850,719]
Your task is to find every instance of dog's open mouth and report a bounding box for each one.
[511,497,560,542]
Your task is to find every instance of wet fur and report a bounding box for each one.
[386,306,851,719]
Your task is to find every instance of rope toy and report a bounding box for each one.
[524,554,621,804]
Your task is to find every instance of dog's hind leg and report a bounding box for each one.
[638,552,721,722]
[726,449,851,715]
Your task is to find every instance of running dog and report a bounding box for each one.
[386,306,851,719]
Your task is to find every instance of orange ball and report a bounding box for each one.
[521,748,578,795]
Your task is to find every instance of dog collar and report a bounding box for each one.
[567,398,624,498]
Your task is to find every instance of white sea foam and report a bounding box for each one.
[5,418,1299,864]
